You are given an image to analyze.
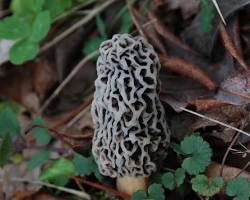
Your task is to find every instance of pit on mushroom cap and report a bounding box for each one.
[91,34,171,178]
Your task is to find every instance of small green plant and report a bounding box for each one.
[0,100,101,187]
[0,0,73,64]
[131,135,250,200]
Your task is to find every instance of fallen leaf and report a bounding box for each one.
[206,162,250,180]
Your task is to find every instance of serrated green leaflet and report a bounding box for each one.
[32,117,51,145]
[175,168,185,187]
[30,11,51,42]
[162,172,175,190]
[28,150,50,170]
[226,178,250,200]
[10,39,39,65]
[181,135,212,175]
[131,191,147,200]
[148,183,165,200]
[0,16,31,40]
[11,0,44,15]
[191,175,224,197]
[0,107,20,138]
[0,133,12,167]
[39,157,75,186]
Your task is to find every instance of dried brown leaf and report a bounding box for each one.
[206,162,250,180]
[220,23,250,72]
[188,99,227,111]
[160,55,217,90]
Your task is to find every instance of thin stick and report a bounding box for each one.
[180,107,250,137]
[211,0,226,25]
[65,104,91,128]
[40,0,116,53]
[235,160,250,178]
[0,177,91,200]
[39,51,98,113]
[220,132,240,176]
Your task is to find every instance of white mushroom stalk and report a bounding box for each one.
[91,34,171,194]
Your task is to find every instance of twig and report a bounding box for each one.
[220,132,241,176]
[235,160,250,178]
[40,0,116,53]
[211,0,226,25]
[72,176,130,199]
[39,51,98,113]
[126,0,146,38]
[180,107,250,137]
[0,177,91,200]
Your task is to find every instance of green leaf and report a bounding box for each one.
[170,143,184,155]
[0,101,24,115]
[44,0,72,18]
[148,183,165,200]
[0,107,20,138]
[10,39,39,65]
[175,168,185,187]
[200,0,215,33]
[11,0,44,15]
[28,150,50,170]
[131,190,147,200]
[181,135,212,175]
[73,153,101,180]
[119,9,132,34]
[30,11,51,42]
[96,14,107,39]
[191,175,224,197]
[39,157,75,186]
[162,172,175,190]
[73,153,95,176]
[83,36,103,56]
[0,16,31,39]
[226,178,250,200]
[0,133,12,167]
[32,117,51,145]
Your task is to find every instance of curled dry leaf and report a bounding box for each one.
[160,55,217,90]
[206,162,250,180]
[220,23,250,73]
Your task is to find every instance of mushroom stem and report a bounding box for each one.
[116,176,147,195]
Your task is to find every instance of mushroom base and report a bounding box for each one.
[116,176,148,195]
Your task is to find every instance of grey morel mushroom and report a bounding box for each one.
[91,34,171,178]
